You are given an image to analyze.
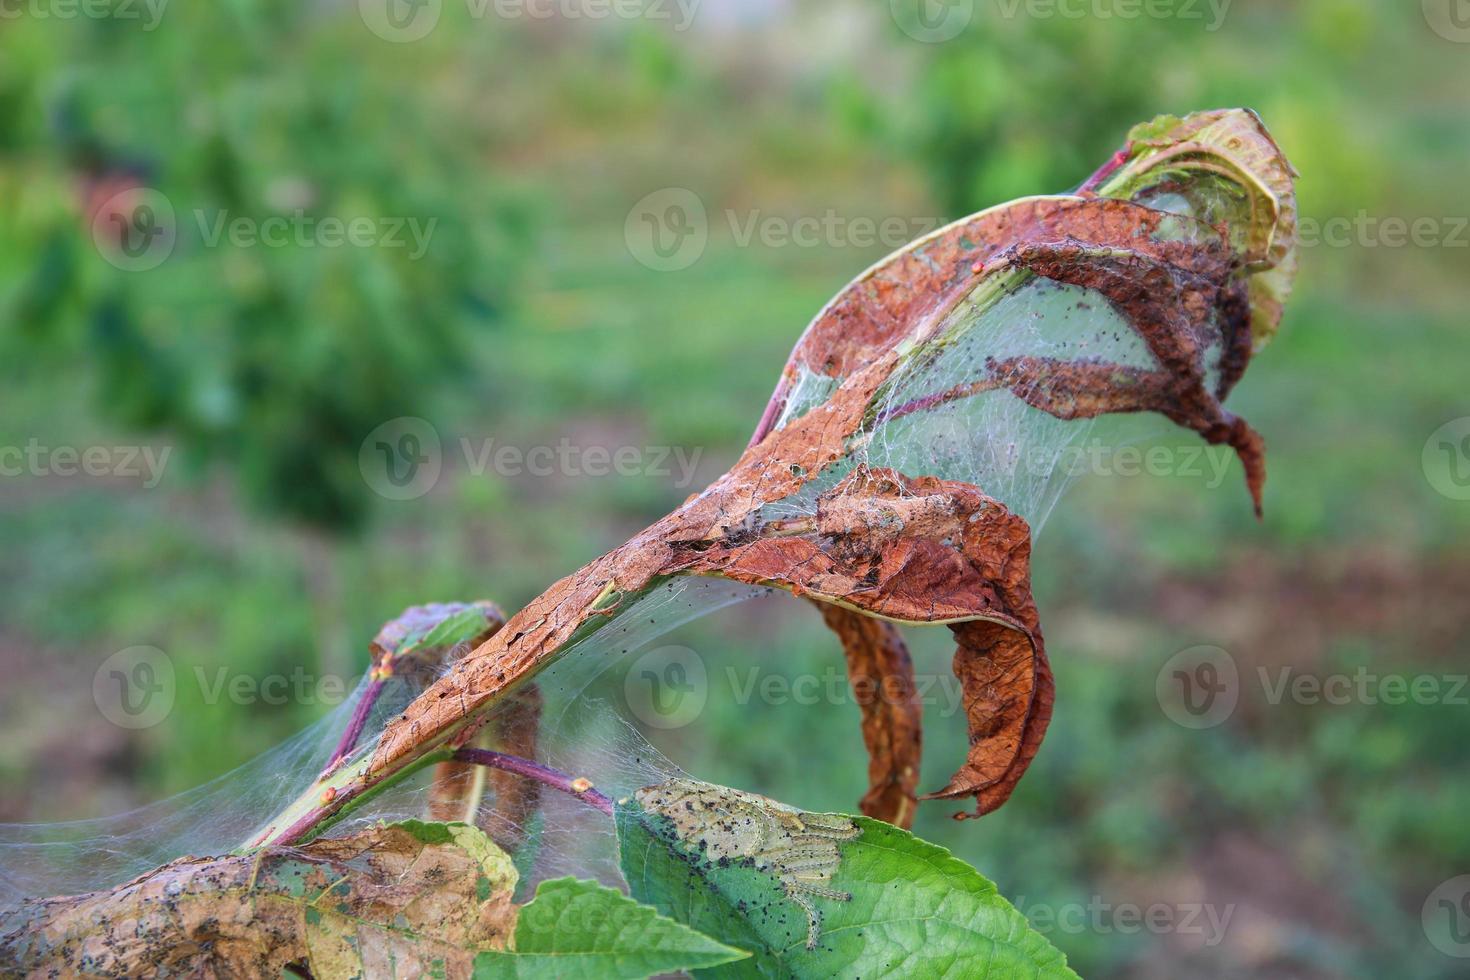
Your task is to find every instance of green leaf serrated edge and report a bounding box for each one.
[617,791,1080,980]
[473,877,748,980]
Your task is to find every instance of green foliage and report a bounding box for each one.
[416,606,502,650]
[474,877,748,979]
[618,783,1079,979]
[0,4,535,529]
[898,14,1179,213]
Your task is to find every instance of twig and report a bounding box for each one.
[321,676,387,775]
[748,373,792,447]
[452,748,614,816]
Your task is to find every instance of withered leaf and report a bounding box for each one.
[1,820,519,978]
[326,600,508,777]
[1080,107,1299,349]
[813,602,922,828]
[257,108,1297,842]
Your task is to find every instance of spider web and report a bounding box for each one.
[0,229,1239,911]
[759,271,1208,538]
[0,579,765,910]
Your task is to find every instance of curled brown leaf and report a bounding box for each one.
[814,603,922,827]
[257,108,1297,844]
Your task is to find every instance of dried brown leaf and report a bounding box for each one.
[2,821,518,978]
[813,603,922,827]
[257,108,1297,842]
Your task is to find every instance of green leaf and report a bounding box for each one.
[473,877,749,979]
[617,778,1079,979]
[416,605,500,651]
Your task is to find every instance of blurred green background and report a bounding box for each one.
[1,0,1468,976]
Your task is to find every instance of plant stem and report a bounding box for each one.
[321,677,386,775]
[452,747,614,815]
[748,373,792,447]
